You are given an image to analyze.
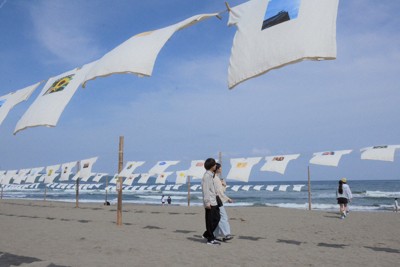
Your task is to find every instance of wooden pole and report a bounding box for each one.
[308,166,312,211]
[187,176,191,207]
[75,178,80,208]
[117,136,124,226]
[1,185,3,200]
[104,175,108,205]
[44,185,47,201]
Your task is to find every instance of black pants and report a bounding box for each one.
[203,205,220,242]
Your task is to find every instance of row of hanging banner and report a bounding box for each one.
[1,183,305,193]
[0,0,340,134]
[1,144,398,185]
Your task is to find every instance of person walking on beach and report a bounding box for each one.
[167,195,171,205]
[161,195,166,206]
[341,178,352,215]
[394,198,398,212]
[213,163,234,242]
[336,178,352,219]
[201,158,221,245]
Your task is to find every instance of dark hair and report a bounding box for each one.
[204,158,216,170]
[215,163,221,170]
[213,163,222,178]
[338,180,343,194]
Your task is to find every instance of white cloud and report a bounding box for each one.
[0,0,7,9]
[28,1,101,66]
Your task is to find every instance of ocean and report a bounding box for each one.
[1,179,399,212]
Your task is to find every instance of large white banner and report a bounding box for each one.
[310,150,352,167]
[14,62,95,134]
[227,0,339,88]
[361,145,400,162]
[260,154,300,174]
[82,13,219,87]
[226,157,262,182]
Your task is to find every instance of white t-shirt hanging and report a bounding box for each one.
[227,0,339,89]
[260,154,300,174]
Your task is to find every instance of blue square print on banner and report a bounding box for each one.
[262,0,301,30]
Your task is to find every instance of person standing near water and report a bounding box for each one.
[336,178,352,219]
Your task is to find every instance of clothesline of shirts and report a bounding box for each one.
[0,182,305,193]
[1,0,339,135]
[0,144,398,185]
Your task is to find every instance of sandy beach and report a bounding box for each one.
[0,200,399,267]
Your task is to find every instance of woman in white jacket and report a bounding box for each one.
[336,178,352,219]
[213,163,234,241]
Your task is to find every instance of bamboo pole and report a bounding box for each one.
[104,175,108,205]
[187,176,191,207]
[1,185,3,200]
[117,136,124,226]
[308,166,312,211]
[44,185,47,201]
[75,177,80,208]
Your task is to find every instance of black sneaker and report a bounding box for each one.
[207,240,221,245]
[223,235,234,241]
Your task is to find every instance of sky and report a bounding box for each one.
[0,0,400,182]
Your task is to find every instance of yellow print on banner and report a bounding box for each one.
[236,162,248,168]
[47,169,53,176]
[43,74,75,95]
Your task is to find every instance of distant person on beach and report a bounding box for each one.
[394,198,398,212]
[336,178,352,219]
[161,195,166,206]
[201,158,221,245]
[213,163,233,242]
[341,178,353,214]
[167,196,171,205]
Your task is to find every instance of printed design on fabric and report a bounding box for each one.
[236,162,248,168]
[196,162,203,167]
[43,74,75,95]
[262,0,301,30]
[373,145,388,149]
[0,99,6,107]
[322,152,335,156]
[273,156,285,161]
[159,162,166,166]
[83,163,89,168]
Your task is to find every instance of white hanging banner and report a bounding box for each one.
[186,160,205,179]
[137,173,151,184]
[14,62,95,134]
[175,170,187,184]
[59,161,78,181]
[0,82,40,126]
[226,157,262,182]
[92,173,108,183]
[155,172,173,184]
[360,145,400,162]
[260,154,300,174]
[148,161,179,175]
[25,167,44,184]
[78,157,98,182]
[122,173,141,185]
[309,150,352,167]
[118,161,145,177]
[43,165,60,184]
[82,13,219,87]
[227,0,339,88]
[1,170,17,185]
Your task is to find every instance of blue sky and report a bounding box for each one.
[0,0,400,182]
